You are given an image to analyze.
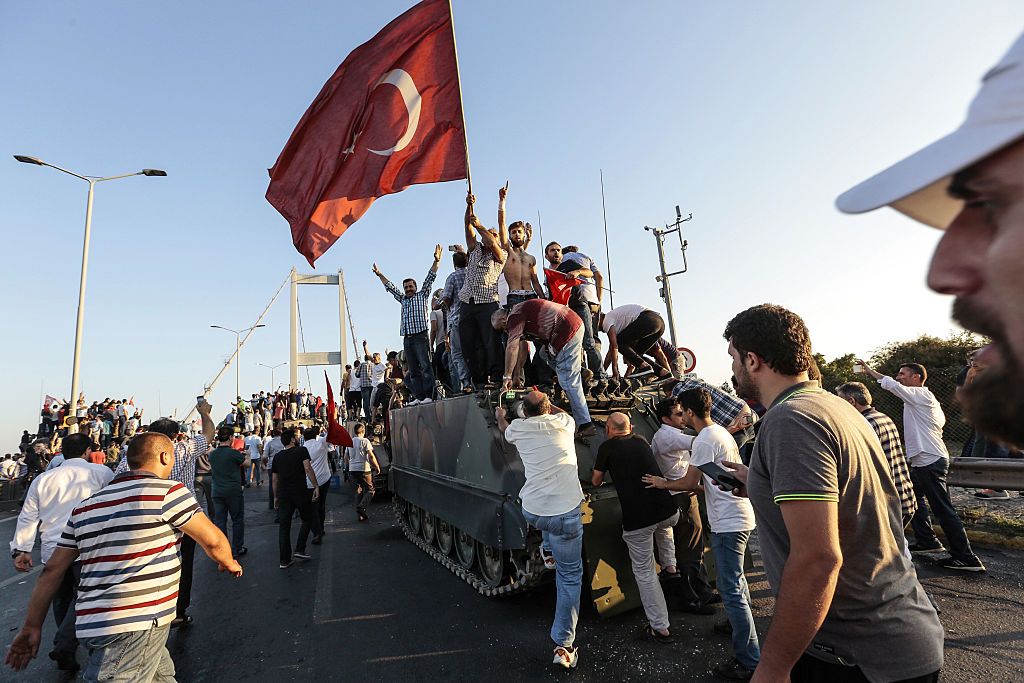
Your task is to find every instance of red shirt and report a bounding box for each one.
[89,450,106,465]
[506,299,582,355]
[231,437,245,452]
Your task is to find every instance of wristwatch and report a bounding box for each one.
[11,550,26,558]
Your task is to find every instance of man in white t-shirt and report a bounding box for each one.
[243,432,263,488]
[644,386,760,679]
[302,426,335,542]
[344,424,380,522]
[497,391,583,671]
[859,360,983,571]
[650,397,715,612]
[600,304,672,382]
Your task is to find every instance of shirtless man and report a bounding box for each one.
[498,184,545,385]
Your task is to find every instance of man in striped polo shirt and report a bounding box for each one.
[6,432,242,681]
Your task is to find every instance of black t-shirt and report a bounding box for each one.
[271,446,311,499]
[594,434,678,531]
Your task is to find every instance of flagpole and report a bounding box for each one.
[447,0,472,195]
[600,169,614,309]
[536,210,545,262]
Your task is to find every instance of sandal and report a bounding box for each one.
[645,625,674,644]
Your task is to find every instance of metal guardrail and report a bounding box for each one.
[948,458,1024,491]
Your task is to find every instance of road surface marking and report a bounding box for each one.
[0,515,20,524]
[366,649,473,664]
[0,565,41,589]
[318,613,395,624]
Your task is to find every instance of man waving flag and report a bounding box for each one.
[267,0,468,265]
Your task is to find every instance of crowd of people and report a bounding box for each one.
[7,26,1024,683]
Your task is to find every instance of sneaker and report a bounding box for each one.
[420,398,433,404]
[233,547,248,558]
[576,423,597,439]
[713,658,755,680]
[713,619,732,636]
[679,599,716,615]
[974,489,1010,499]
[540,546,556,570]
[311,535,323,545]
[279,561,293,569]
[627,368,655,379]
[358,511,369,522]
[936,556,986,572]
[909,541,945,554]
[293,552,311,560]
[552,646,578,669]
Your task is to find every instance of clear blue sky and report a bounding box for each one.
[2,2,1022,445]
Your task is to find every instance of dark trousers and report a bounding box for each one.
[176,534,196,618]
[213,494,245,552]
[194,474,214,517]
[278,493,313,565]
[52,562,80,654]
[403,331,435,399]
[311,482,330,536]
[459,300,502,386]
[617,310,665,369]
[909,459,976,561]
[350,471,375,514]
[570,301,604,380]
[791,652,939,683]
[669,493,713,603]
[347,391,362,418]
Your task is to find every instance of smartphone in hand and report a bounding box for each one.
[696,462,743,491]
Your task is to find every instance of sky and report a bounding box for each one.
[2,1,1023,446]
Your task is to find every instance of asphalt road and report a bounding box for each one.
[0,486,1021,682]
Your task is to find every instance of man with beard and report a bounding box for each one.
[498,185,545,386]
[545,242,608,391]
[856,361,984,571]
[721,304,942,683]
[836,31,1024,452]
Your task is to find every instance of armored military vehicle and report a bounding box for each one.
[389,385,664,617]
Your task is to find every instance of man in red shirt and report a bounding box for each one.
[492,299,595,437]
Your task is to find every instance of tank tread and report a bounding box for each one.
[394,500,547,597]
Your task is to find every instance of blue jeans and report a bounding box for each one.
[361,386,373,421]
[522,505,583,648]
[448,323,471,390]
[552,327,591,426]
[81,622,175,682]
[570,301,605,381]
[213,494,245,552]
[710,530,760,670]
[404,331,435,399]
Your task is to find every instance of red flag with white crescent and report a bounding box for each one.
[325,373,353,448]
[544,268,582,306]
[267,0,468,265]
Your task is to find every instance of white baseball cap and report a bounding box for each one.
[837,30,1024,228]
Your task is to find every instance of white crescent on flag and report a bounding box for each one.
[368,69,422,156]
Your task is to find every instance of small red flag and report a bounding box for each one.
[267,0,468,265]
[544,268,582,306]
[325,372,353,448]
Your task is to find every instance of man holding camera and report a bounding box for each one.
[497,391,584,670]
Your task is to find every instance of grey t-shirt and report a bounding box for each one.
[747,382,943,681]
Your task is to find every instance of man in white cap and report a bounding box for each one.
[837,31,1024,455]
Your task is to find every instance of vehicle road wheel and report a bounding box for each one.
[409,505,422,537]
[436,519,454,556]
[420,509,436,544]
[478,542,507,588]
[454,528,476,569]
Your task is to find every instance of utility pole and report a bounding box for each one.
[644,206,692,348]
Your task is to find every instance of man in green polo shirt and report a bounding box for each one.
[720,304,942,683]
[210,426,247,558]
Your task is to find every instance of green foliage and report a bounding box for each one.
[816,332,986,447]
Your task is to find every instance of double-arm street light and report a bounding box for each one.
[258,362,287,391]
[14,155,166,427]
[211,324,265,399]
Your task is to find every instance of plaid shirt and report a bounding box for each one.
[862,407,918,522]
[357,361,373,388]
[459,243,505,304]
[442,267,467,329]
[113,434,210,496]
[672,376,746,427]
[384,267,437,336]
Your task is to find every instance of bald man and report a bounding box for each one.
[592,412,680,643]
[6,432,241,681]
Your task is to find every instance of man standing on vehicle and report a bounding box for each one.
[497,391,584,670]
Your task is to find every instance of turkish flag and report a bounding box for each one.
[544,268,582,306]
[324,372,353,448]
[267,0,467,265]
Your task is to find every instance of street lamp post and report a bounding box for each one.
[258,362,287,391]
[14,155,166,428]
[211,324,265,400]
